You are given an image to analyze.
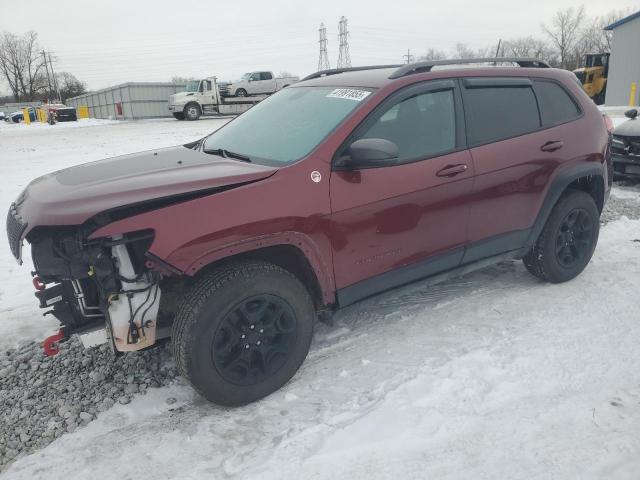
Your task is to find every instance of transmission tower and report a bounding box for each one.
[318,23,330,71]
[336,16,351,68]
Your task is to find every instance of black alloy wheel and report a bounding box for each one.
[212,294,297,386]
[554,208,593,268]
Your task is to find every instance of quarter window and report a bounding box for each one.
[533,80,580,127]
[355,89,456,162]
[463,85,540,146]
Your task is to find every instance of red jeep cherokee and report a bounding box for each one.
[7,58,612,405]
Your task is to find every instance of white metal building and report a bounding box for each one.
[605,11,640,106]
[66,82,187,120]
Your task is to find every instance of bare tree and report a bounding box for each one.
[0,31,47,101]
[578,8,634,57]
[0,32,23,101]
[56,72,86,102]
[542,6,586,69]
[419,48,447,61]
[453,43,477,59]
[501,37,559,66]
[170,75,196,83]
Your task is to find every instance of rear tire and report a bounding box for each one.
[523,190,599,283]
[172,260,315,406]
[183,103,201,121]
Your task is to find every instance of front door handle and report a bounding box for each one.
[540,140,564,152]
[436,164,468,177]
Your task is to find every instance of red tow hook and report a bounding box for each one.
[43,330,65,356]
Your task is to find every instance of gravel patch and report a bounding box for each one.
[602,185,640,224]
[0,337,177,471]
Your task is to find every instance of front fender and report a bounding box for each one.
[171,231,336,305]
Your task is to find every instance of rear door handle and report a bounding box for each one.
[436,164,468,177]
[540,140,564,152]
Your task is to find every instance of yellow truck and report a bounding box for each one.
[573,53,610,105]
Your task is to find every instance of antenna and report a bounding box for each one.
[318,23,330,71]
[337,16,351,68]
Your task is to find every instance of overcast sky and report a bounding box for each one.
[1,0,638,92]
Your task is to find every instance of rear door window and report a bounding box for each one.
[533,80,581,127]
[462,80,541,146]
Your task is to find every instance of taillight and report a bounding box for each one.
[603,114,614,133]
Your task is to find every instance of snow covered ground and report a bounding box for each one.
[1,117,640,479]
[0,118,229,347]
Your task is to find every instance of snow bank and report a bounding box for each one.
[3,216,640,480]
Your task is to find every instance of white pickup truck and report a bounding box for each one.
[168,77,265,121]
[226,71,299,97]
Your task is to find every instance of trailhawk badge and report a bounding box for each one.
[310,171,322,183]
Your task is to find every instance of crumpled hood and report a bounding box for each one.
[14,145,278,232]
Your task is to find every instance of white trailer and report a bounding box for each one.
[168,78,265,121]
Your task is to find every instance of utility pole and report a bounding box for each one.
[318,23,330,71]
[403,49,414,64]
[42,50,53,101]
[48,52,61,102]
[337,16,351,69]
[494,39,502,59]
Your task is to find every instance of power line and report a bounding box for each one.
[318,22,330,71]
[403,49,414,64]
[336,16,351,69]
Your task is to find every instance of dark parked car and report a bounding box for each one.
[46,104,78,122]
[611,108,640,178]
[9,107,37,123]
[7,58,613,406]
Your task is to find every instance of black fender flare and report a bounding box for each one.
[525,162,605,247]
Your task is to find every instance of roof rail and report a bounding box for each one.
[302,64,403,82]
[388,57,551,79]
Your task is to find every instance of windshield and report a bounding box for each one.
[203,86,373,165]
[185,81,200,92]
[241,73,251,81]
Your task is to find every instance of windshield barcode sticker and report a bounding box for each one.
[326,88,371,101]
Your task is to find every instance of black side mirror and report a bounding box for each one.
[624,108,638,119]
[346,138,399,168]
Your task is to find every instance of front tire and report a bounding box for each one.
[173,112,185,120]
[235,88,247,97]
[172,261,315,406]
[523,190,599,283]
[183,103,201,121]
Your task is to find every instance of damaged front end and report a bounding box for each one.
[24,224,165,354]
